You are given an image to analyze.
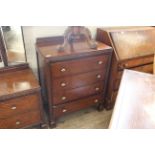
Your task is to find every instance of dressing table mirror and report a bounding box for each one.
[0,26,27,68]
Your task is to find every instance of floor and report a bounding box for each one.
[54,107,113,129]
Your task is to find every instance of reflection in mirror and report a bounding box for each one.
[1,26,27,65]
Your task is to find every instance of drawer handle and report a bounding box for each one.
[11,106,16,110]
[61,82,66,87]
[97,74,101,79]
[16,121,20,125]
[94,99,99,103]
[62,109,67,113]
[98,61,103,65]
[61,96,66,100]
[95,87,100,91]
[61,68,66,72]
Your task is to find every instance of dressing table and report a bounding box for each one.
[0,26,46,128]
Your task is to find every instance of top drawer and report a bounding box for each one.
[0,94,40,119]
[51,54,109,78]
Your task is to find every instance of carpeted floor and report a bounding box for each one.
[54,107,113,129]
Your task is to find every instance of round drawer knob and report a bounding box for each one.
[61,68,66,72]
[97,74,101,79]
[16,121,20,125]
[62,109,67,113]
[95,87,100,91]
[98,61,103,65]
[11,106,16,110]
[94,99,99,103]
[61,96,66,100]
[61,82,66,87]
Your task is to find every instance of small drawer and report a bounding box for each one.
[52,82,104,105]
[52,70,105,92]
[118,56,153,70]
[51,54,109,78]
[0,110,41,129]
[53,94,104,118]
[0,94,40,119]
[132,64,153,74]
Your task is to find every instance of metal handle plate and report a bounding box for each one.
[98,61,103,65]
[16,121,20,125]
[62,109,67,113]
[61,83,66,87]
[61,68,66,72]
[62,96,66,100]
[11,106,16,110]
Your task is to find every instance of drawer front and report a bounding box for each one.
[0,110,41,129]
[118,56,153,70]
[53,94,103,118]
[51,54,109,78]
[132,64,153,74]
[52,70,105,92]
[0,94,40,119]
[53,82,104,105]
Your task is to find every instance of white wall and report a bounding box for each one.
[23,26,98,77]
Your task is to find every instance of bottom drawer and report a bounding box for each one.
[53,94,103,118]
[0,110,41,129]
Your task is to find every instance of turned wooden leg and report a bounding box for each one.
[97,103,104,111]
[50,120,57,128]
[40,123,49,129]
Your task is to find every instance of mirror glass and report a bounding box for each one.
[0,26,27,66]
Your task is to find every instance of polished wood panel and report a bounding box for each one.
[0,94,39,118]
[53,94,103,118]
[110,29,155,60]
[109,70,155,129]
[53,82,104,105]
[51,54,108,78]
[52,70,105,92]
[0,110,41,129]
[96,27,155,109]
[0,67,40,99]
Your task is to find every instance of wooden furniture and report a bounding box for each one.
[96,26,155,109]
[109,69,155,129]
[36,36,112,127]
[0,64,46,128]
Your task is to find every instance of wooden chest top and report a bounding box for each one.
[109,70,155,129]
[0,67,40,100]
[36,37,112,60]
[97,27,155,61]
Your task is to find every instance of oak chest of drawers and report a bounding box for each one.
[36,36,112,127]
[96,27,155,109]
[0,65,46,129]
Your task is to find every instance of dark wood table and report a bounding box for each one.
[109,69,155,129]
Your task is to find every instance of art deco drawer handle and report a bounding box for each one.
[97,74,101,79]
[60,68,66,72]
[94,99,99,103]
[95,87,100,91]
[16,121,20,125]
[11,106,17,110]
[62,109,67,113]
[61,96,66,100]
[61,82,66,87]
[98,61,103,65]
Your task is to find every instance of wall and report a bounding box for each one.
[23,26,97,77]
